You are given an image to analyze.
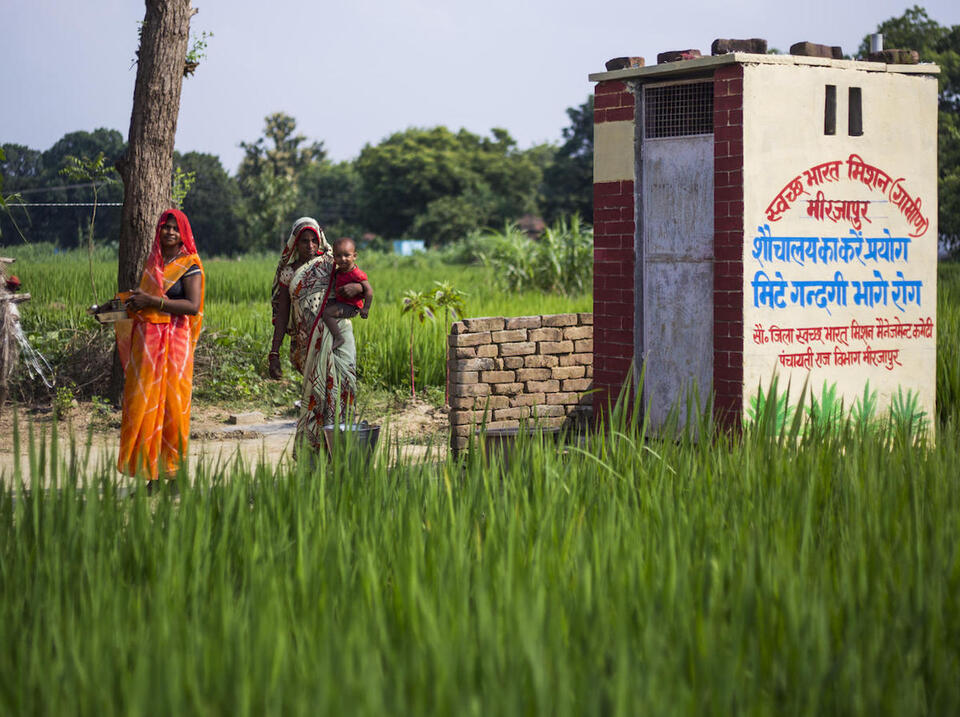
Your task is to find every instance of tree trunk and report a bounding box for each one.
[111,0,195,402]
[116,0,195,292]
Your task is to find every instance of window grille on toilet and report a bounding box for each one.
[644,81,713,138]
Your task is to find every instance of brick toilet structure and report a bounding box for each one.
[590,44,939,431]
[446,43,940,449]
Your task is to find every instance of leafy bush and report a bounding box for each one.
[193,327,300,408]
[474,215,593,295]
[433,231,490,265]
[52,384,75,419]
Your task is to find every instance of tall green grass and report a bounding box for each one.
[1,386,958,714]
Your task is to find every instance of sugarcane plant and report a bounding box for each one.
[60,153,117,305]
[400,289,436,399]
[433,281,467,406]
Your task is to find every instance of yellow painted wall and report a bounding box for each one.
[741,62,939,425]
[594,120,636,183]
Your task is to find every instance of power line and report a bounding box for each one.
[7,202,123,207]
[13,181,117,195]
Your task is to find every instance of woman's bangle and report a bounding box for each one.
[159,297,164,311]
[268,350,280,358]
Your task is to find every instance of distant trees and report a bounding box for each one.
[8,7,960,257]
[0,130,125,246]
[46,129,127,170]
[237,112,327,252]
[175,151,240,256]
[2,98,603,252]
[298,160,363,240]
[238,112,327,178]
[256,114,596,248]
[354,126,542,243]
[541,96,594,224]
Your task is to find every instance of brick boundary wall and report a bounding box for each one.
[712,64,745,427]
[592,79,636,417]
[447,314,594,452]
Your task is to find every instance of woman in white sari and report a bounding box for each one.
[268,218,362,453]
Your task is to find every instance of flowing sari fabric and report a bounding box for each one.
[273,218,357,454]
[115,209,204,479]
[272,217,330,372]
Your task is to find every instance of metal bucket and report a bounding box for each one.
[322,421,381,458]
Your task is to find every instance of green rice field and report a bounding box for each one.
[1,246,958,714]
[5,244,590,401]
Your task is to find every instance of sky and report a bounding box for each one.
[3,0,959,176]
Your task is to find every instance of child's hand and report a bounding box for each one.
[360,308,369,319]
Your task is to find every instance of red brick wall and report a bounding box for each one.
[713,65,745,426]
[592,80,636,415]
[447,315,594,453]
[593,80,635,123]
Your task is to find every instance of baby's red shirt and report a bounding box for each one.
[334,266,368,308]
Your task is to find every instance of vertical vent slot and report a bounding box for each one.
[824,85,837,135]
[848,87,863,136]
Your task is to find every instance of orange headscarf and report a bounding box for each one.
[128,208,202,326]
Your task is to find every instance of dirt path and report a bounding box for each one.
[0,401,450,488]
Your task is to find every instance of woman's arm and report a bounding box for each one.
[268,288,291,379]
[126,273,202,315]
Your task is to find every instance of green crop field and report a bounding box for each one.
[4,244,590,405]
[1,246,958,714]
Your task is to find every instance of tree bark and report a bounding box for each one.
[111,0,195,402]
[116,0,195,292]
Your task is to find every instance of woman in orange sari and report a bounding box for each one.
[115,209,204,487]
